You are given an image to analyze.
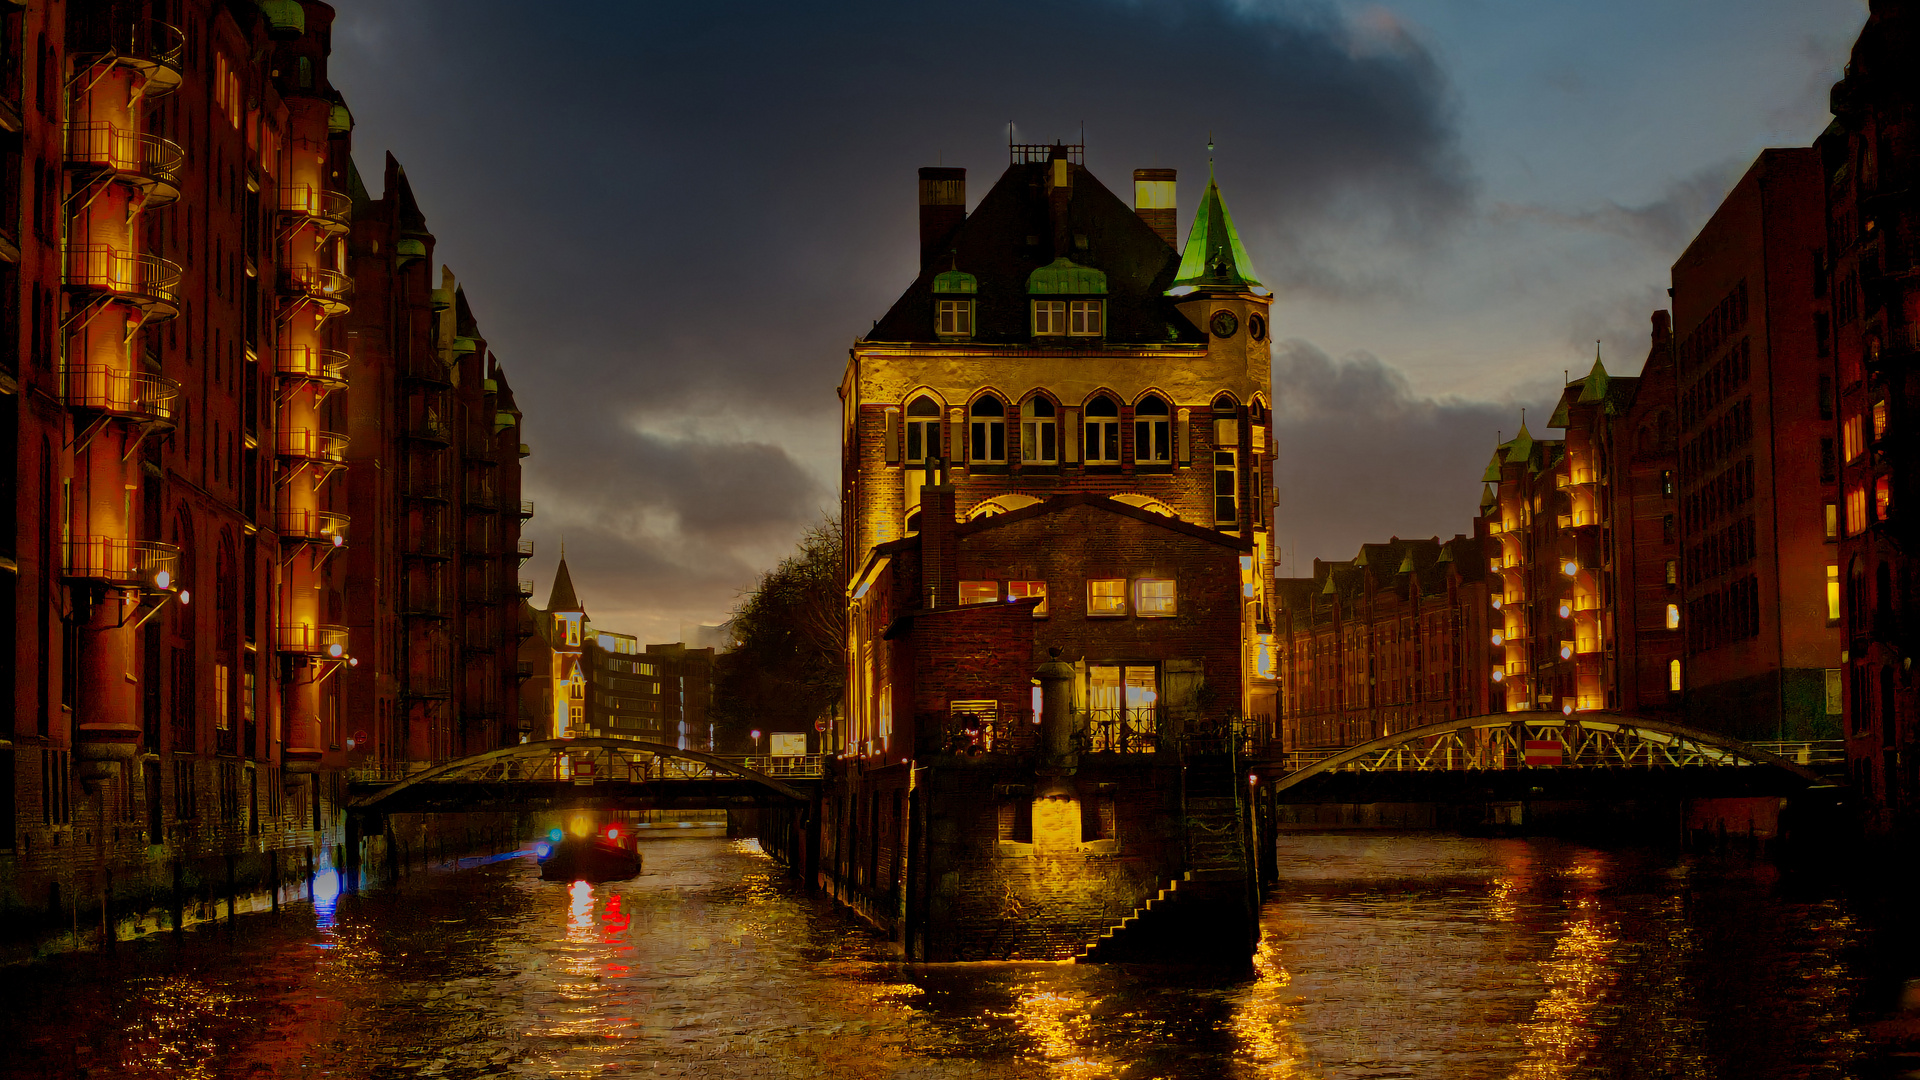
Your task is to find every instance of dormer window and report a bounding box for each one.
[1028,257,1107,340]
[1033,300,1068,336]
[932,268,977,340]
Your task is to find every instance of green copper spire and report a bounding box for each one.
[1169,167,1265,294]
[1577,344,1610,404]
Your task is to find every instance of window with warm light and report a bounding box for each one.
[1021,397,1057,463]
[1084,396,1121,463]
[1828,564,1841,621]
[1088,579,1127,616]
[1873,399,1889,440]
[1877,475,1893,521]
[1134,395,1171,463]
[1135,579,1176,616]
[959,581,998,606]
[969,397,1007,463]
[1666,559,1678,586]
[1827,503,1840,539]
[1007,580,1047,616]
[1666,604,1681,630]
[1848,485,1868,534]
[1844,414,1865,461]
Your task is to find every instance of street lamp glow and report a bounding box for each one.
[1563,560,1579,576]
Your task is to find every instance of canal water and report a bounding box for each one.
[3,833,1917,1079]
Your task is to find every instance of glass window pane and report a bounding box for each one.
[959,581,997,605]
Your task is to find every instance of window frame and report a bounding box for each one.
[958,580,998,606]
[1007,580,1048,617]
[1084,396,1121,464]
[1021,397,1057,464]
[1068,299,1103,337]
[1087,578,1127,617]
[904,396,942,464]
[935,298,973,338]
[1134,396,1171,464]
[1135,578,1176,617]
[1032,300,1067,336]
[968,396,1008,464]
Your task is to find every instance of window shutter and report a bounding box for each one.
[1176,408,1190,466]
[884,408,901,464]
[1063,408,1080,463]
[950,409,966,465]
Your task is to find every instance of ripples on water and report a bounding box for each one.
[0,834,1913,1079]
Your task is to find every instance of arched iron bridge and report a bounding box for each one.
[347,738,822,817]
[1256,712,1839,803]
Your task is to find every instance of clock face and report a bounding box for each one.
[1209,310,1239,339]
[1248,313,1268,342]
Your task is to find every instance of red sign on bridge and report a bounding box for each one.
[1524,740,1564,767]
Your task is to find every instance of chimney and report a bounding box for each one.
[1134,168,1177,247]
[919,468,958,610]
[1047,146,1073,258]
[918,167,966,266]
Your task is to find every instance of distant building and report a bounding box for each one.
[1274,535,1491,752]
[1823,0,1920,826]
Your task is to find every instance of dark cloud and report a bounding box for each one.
[327,0,1472,632]
[1493,159,1746,252]
[1270,340,1552,573]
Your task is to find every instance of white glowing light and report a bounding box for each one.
[1561,645,1573,660]
[1492,670,1505,682]
[328,643,344,658]
[1559,603,1572,618]
[155,570,171,590]
[1563,561,1579,576]
[1492,633,1503,646]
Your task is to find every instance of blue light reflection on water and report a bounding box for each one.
[0,835,1912,1079]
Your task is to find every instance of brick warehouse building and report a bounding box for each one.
[0,1,528,947]
[1825,0,1920,829]
[832,145,1275,961]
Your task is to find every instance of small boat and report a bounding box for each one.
[535,825,641,882]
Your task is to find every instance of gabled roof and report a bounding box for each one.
[866,160,1202,346]
[547,557,582,612]
[1170,170,1264,294]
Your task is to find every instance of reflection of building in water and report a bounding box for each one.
[822,143,1271,961]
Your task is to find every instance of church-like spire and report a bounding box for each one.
[547,555,582,612]
[1168,166,1264,295]
[1577,342,1611,404]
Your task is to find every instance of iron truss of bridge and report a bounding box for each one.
[1254,713,1843,804]
[347,738,824,816]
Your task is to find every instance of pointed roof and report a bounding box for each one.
[1397,551,1417,574]
[1481,449,1506,483]
[1506,421,1535,463]
[547,557,582,612]
[1577,350,1611,404]
[1170,169,1264,293]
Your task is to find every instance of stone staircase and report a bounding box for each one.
[1076,753,1253,964]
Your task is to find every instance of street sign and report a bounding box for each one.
[771,732,807,757]
[1524,740,1563,767]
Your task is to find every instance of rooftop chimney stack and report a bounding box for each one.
[918,167,966,266]
[1133,168,1178,247]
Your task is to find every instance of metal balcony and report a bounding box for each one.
[400,591,452,619]
[71,19,184,97]
[518,578,535,598]
[64,246,182,318]
[463,484,500,513]
[401,352,454,387]
[64,537,179,590]
[278,265,352,316]
[517,538,535,561]
[402,478,449,503]
[65,124,185,205]
[279,185,352,235]
[519,500,535,520]
[402,678,452,700]
[515,661,535,680]
[276,507,349,546]
[404,415,450,444]
[275,344,349,389]
[61,367,179,428]
[275,623,350,658]
[275,427,348,464]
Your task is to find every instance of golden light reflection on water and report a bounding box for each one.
[123,977,248,1080]
[1011,986,1113,1080]
[1228,938,1319,1078]
[1512,906,1620,1079]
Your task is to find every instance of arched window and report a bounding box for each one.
[969,396,1007,463]
[905,395,941,464]
[1021,397,1056,464]
[1084,395,1120,464]
[1134,395,1171,463]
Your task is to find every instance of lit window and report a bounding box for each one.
[1068,299,1103,336]
[936,299,973,338]
[1848,485,1868,534]
[1084,396,1121,463]
[214,663,231,732]
[1134,395,1171,463]
[1666,603,1681,630]
[1877,475,1892,520]
[1088,579,1127,616]
[959,581,998,606]
[1135,579,1176,616]
[1828,564,1841,621]
[1827,503,1839,539]
[1021,397,1057,463]
[1661,470,1674,497]
[1665,560,1678,586]
[1007,580,1048,617]
[1032,300,1067,336]
[1873,399,1889,440]
[1669,659,1683,692]
[904,395,941,463]
[969,397,1007,463]
[1844,414,1864,462]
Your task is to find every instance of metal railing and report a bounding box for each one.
[64,537,179,588]
[60,366,179,424]
[274,623,349,658]
[402,478,449,503]
[462,483,499,511]
[275,344,349,385]
[517,538,535,560]
[278,265,352,311]
[519,500,535,519]
[1749,740,1848,768]
[64,246,182,310]
[1083,706,1158,753]
[401,352,453,386]
[406,415,450,444]
[733,754,827,778]
[64,124,184,198]
[275,427,348,464]
[276,507,349,545]
[517,578,535,598]
[279,185,351,230]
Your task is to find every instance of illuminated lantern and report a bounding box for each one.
[1560,644,1574,660]
[1492,670,1505,683]
[606,827,620,841]
[1492,597,1503,610]
[1563,560,1579,576]
[549,828,563,843]
[1491,632,1503,646]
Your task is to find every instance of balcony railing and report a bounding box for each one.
[72,18,185,95]
[402,678,452,699]
[517,538,535,561]
[275,427,348,464]
[518,578,535,598]
[1083,707,1159,754]
[401,591,451,618]
[463,484,500,512]
[401,352,453,386]
[61,366,179,426]
[402,477,449,503]
[65,124,184,204]
[276,507,349,546]
[64,246,182,315]
[276,623,349,658]
[278,265,352,315]
[405,415,450,444]
[519,500,535,520]
[279,185,351,233]
[64,537,179,589]
[275,344,349,387]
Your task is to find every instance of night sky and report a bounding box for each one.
[325,0,1867,643]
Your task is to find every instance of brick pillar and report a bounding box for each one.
[920,480,957,610]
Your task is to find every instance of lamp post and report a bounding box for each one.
[749,728,763,757]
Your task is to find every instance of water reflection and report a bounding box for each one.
[0,834,1908,1078]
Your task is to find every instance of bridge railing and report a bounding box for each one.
[727,754,826,778]
[1748,740,1847,768]
[344,747,827,788]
